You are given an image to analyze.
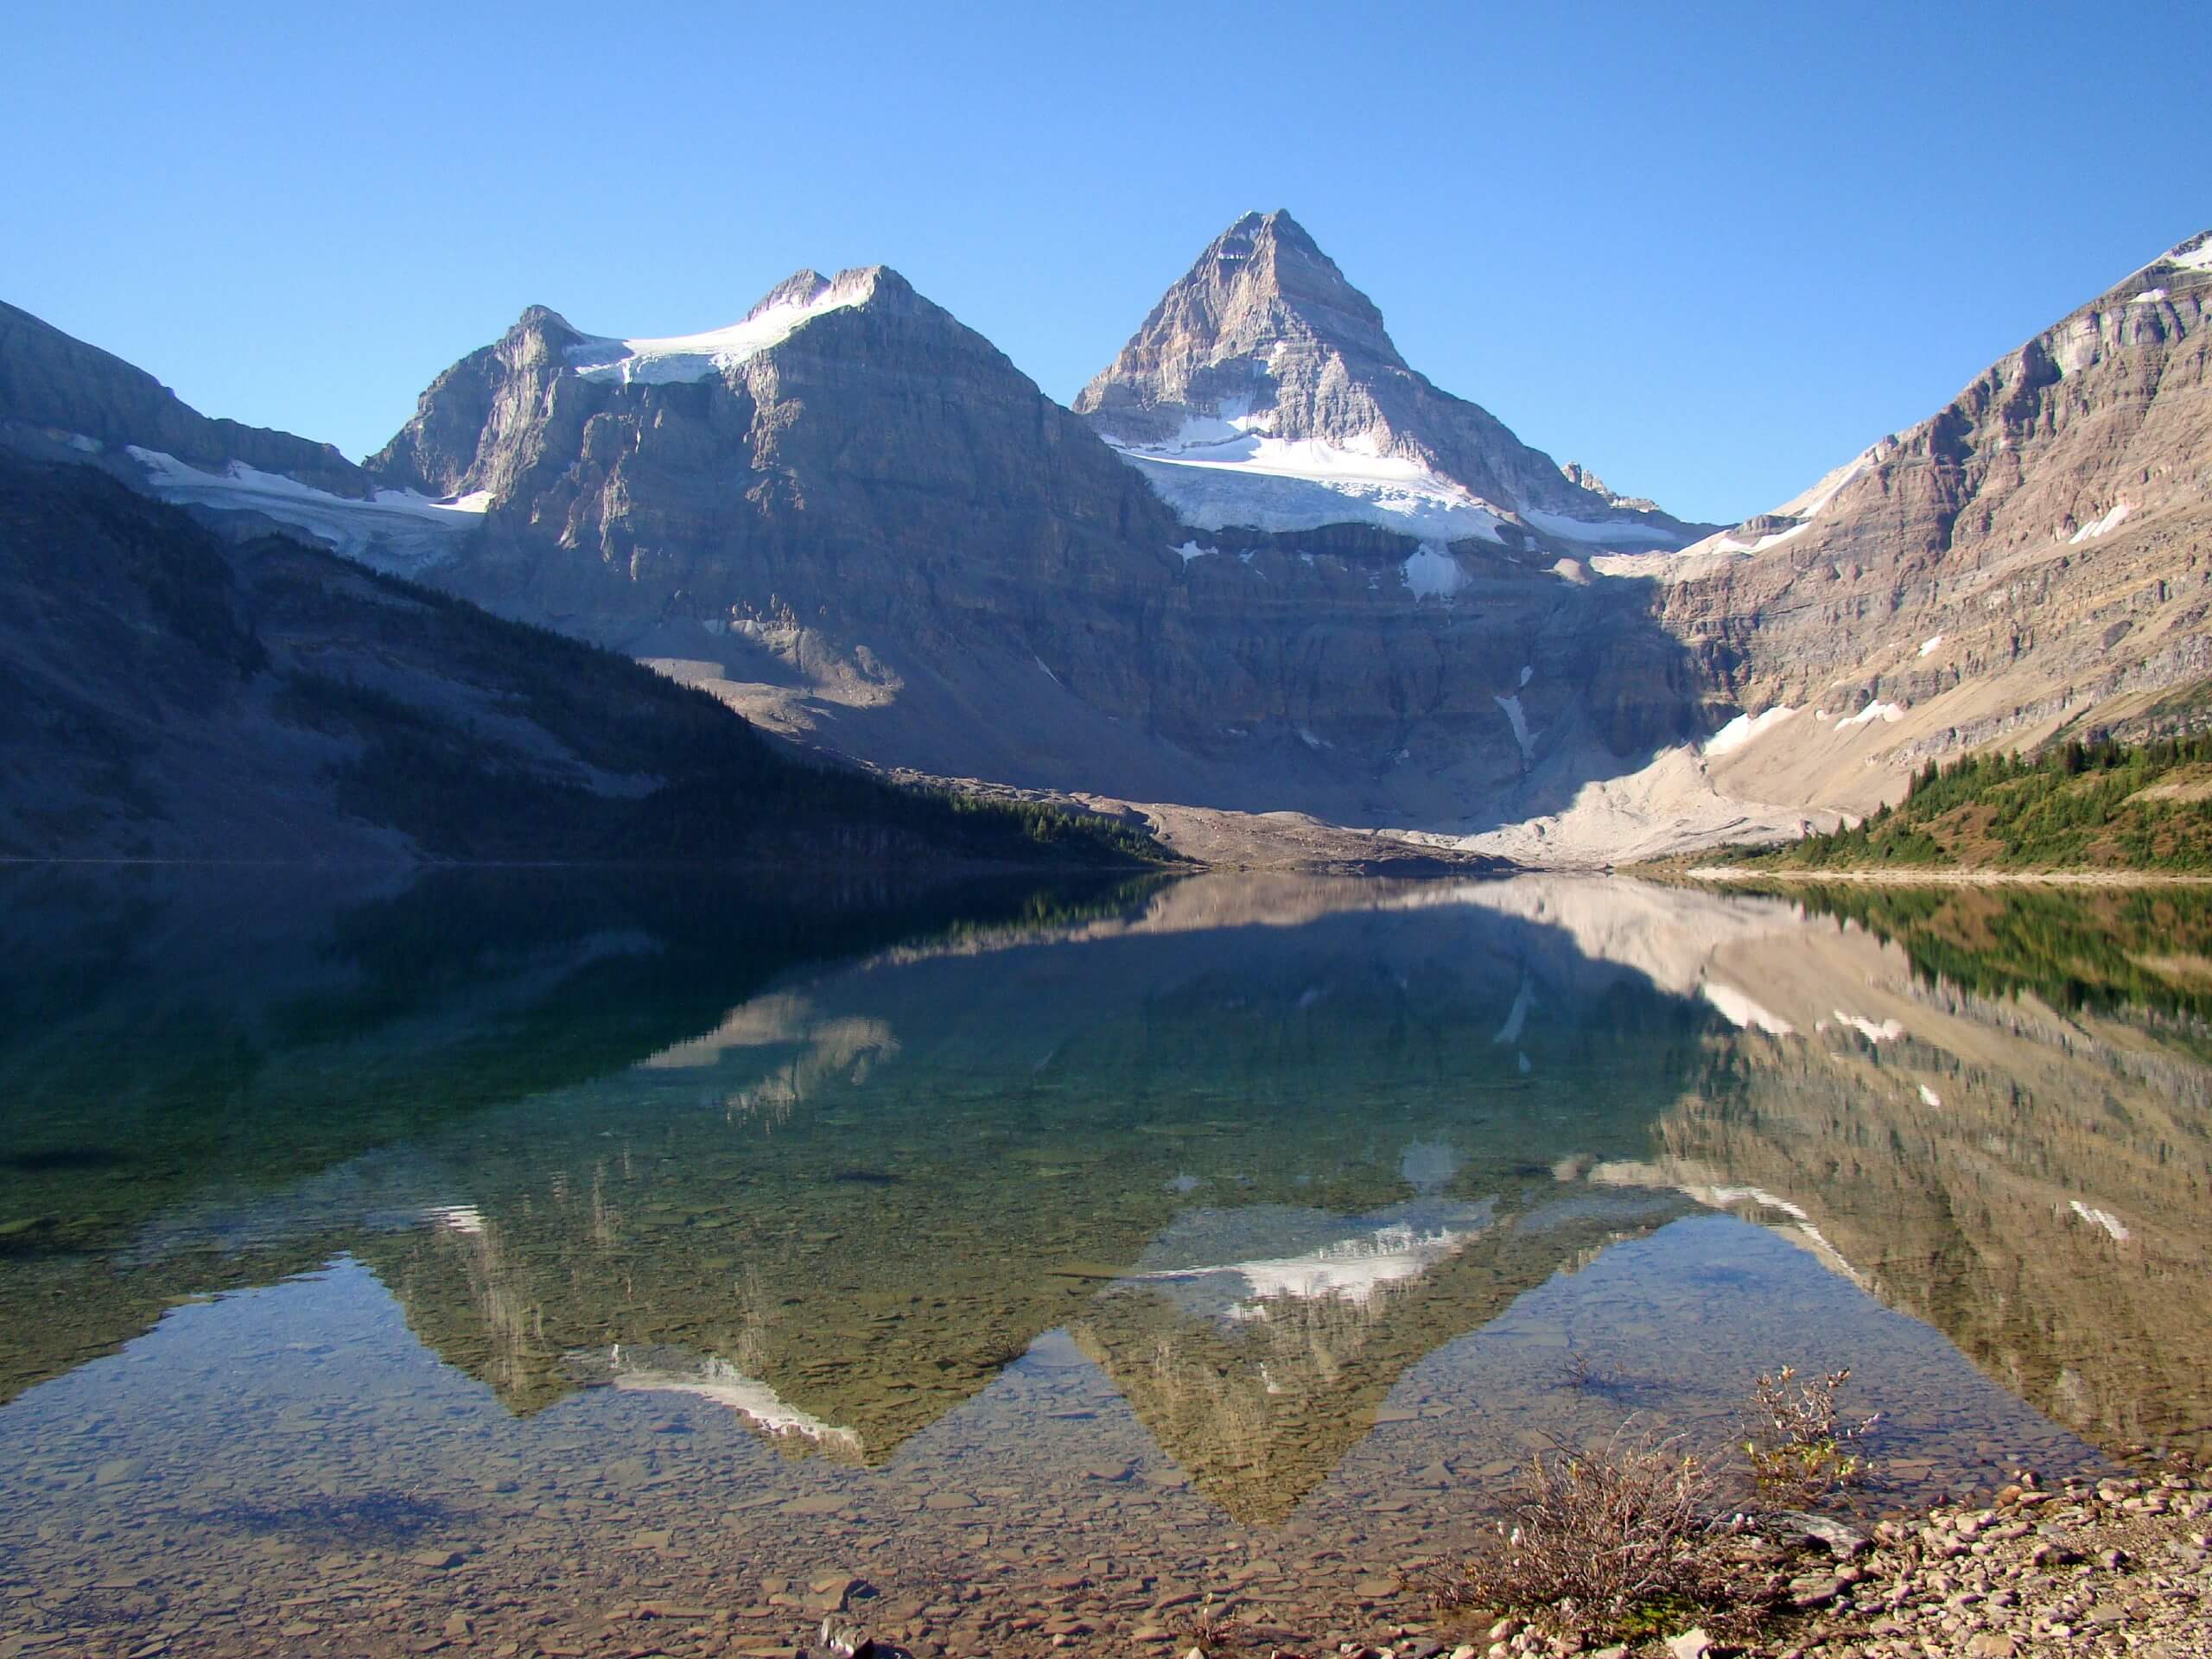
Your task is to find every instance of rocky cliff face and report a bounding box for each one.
[0,456,1160,866]
[342,257,1754,842]
[1641,231,2212,816]
[1074,212,1707,551]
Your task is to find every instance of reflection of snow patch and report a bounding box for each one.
[1702,981,1795,1035]
[424,1204,486,1236]
[1135,1222,1480,1319]
[1494,972,1535,1045]
[611,1356,863,1454]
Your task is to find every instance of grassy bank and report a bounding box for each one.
[1699,737,2212,875]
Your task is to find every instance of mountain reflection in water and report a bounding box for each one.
[1,865,2207,1558]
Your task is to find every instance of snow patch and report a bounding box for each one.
[1833,1008,1905,1043]
[1493,693,1535,766]
[1171,539,1220,563]
[1703,706,1796,758]
[1519,664,1533,687]
[1918,1084,1942,1108]
[126,447,486,573]
[1835,700,1904,730]
[2069,1200,2131,1243]
[1107,424,1510,542]
[1401,543,1469,597]
[2130,287,2170,304]
[2070,502,2131,543]
[1918,633,1943,658]
[2168,238,2212,273]
[1702,981,1795,1036]
[566,271,875,385]
[1520,506,1686,550]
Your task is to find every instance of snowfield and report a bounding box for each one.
[125,446,487,573]
[1103,420,1512,542]
[1703,705,1796,758]
[565,270,877,386]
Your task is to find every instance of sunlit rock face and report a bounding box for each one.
[1649,232,2212,817]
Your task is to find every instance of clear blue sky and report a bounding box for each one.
[7,1,2205,524]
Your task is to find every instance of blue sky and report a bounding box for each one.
[7,1,2206,524]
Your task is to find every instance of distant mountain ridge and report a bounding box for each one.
[2,215,2206,863]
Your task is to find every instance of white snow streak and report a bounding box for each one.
[1833,1008,1905,1043]
[126,447,486,572]
[1918,634,1943,658]
[1836,700,1904,730]
[567,273,874,385]
[2070,502,2132,543]
[1520,506,1686,549]
[1702,982,1795,1036]
[2069,1200,2131,1242]
[1493,693,1535,766]
[1105,423,1511,542]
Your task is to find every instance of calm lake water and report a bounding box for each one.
[2,868,2207,1657]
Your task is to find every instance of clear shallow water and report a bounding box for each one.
[1,868,2207,1656]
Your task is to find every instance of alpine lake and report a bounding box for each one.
[2,866,2208,1657]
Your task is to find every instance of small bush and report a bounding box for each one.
[1743,1364,1880,1504]
[1441,1430,1741,1638]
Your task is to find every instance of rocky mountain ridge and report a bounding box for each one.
[1630,229,2212,822]
[3,216,2206,862]
[1074,211,1707,550]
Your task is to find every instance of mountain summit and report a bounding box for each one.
[1076,212,1703,550]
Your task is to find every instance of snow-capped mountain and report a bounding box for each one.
[7,217,2208,864]
[1076,212,1707,551]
